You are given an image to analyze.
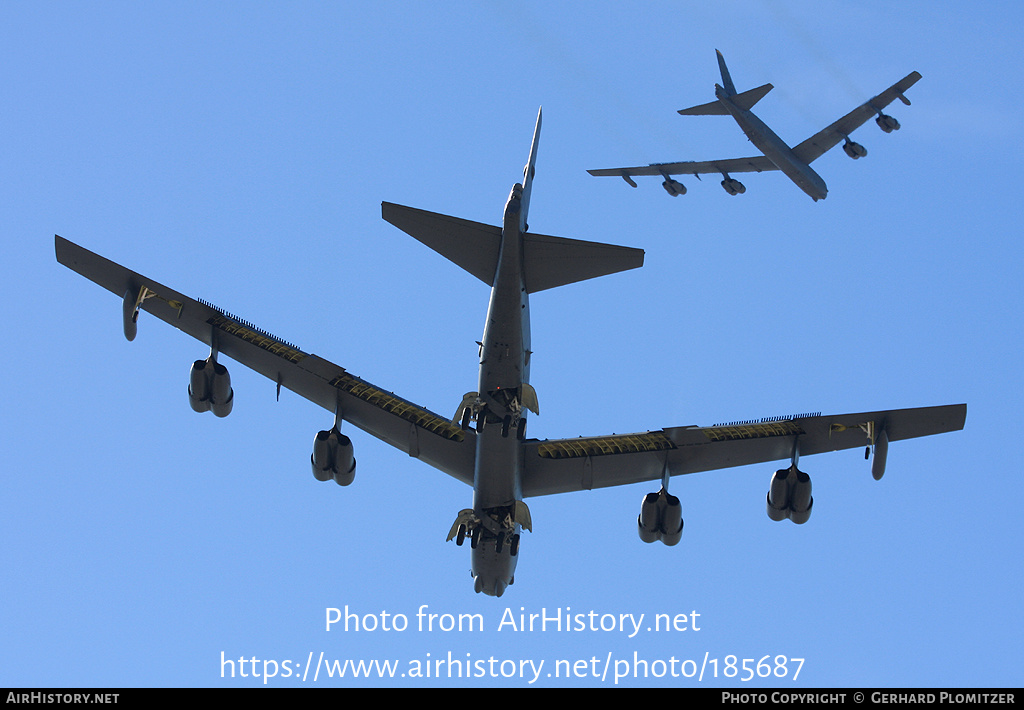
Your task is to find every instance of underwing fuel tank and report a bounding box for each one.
[872,428,889,480]
[122,289,138,341]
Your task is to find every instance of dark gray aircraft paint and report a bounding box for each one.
[589,51,921,201]
[56,108,963,597]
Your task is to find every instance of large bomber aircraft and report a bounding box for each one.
[588,51,921,201]
[56,108,964,597]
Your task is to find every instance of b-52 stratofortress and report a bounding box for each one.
[56,108,964,597]
[589,51,921,201]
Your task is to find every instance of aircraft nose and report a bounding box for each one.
[473,575,508,597]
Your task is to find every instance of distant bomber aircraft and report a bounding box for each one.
[56,108,963,597]
[589,51,921,201]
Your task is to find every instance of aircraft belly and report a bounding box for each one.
[726,103,828,201]
[473,427,522,508]
[472,539,518,596]
[778,160,828,201]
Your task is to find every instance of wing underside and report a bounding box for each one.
[792,71,922,164]
[57,236,961,501]
[588,155,778,180]
[55,236,476,486]
[521,404,965,497]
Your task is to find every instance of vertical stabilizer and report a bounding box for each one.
[716,49,736,96]
[519,107,542,231]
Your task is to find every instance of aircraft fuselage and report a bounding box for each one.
[716,85,829,201]
[470,182,531,596]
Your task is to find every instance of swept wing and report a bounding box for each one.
[792,71,922,164]
[54,235,476,486]
[588,155,777,181]
[521,404,965,497]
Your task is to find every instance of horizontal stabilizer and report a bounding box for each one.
[382,202,501,287]
[522,233,644,293]
[677,99,728,116]
[731,83,773,111]
[678,83,773,116]
[382,202,642,293]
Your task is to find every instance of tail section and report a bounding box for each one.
[381,202,644,294]
[382,107,643,293]
[677,50,773,115]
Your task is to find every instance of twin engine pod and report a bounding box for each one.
[188,357,233,418]
[311,429,356,486]
[875,113,901,133]
[638,489,683,546]
[766,465,813,524]
[662,178,686,197]
[843,140,868,159]
[721,177,746,195]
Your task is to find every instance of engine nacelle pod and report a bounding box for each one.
[208,362,233,417]
[188,360,211,413]
[662,178,686,197]
[843,140,867,159]
[766,468,790,521]
[637,490,684,545]
[766,466,812,524]
[721,177,746,195]
[876,114,900,133]
[638,492,661,543]
[660,493,683,546]
[311,429,356,486]
[188,358,233,417]
[788,470,813,525]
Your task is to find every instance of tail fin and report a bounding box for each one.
[715,49,736,95]
[519,107,542,230]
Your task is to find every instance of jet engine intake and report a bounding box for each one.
[637,489,683,545]
[311,429,356,485]
[662,178,686,197]
[843,140,867,159]
[721,177,746,195]
[766,465,813,524]
[875,113,900,133]
[188,357,233,417]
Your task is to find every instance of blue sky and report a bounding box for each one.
[2,1,1021,687]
